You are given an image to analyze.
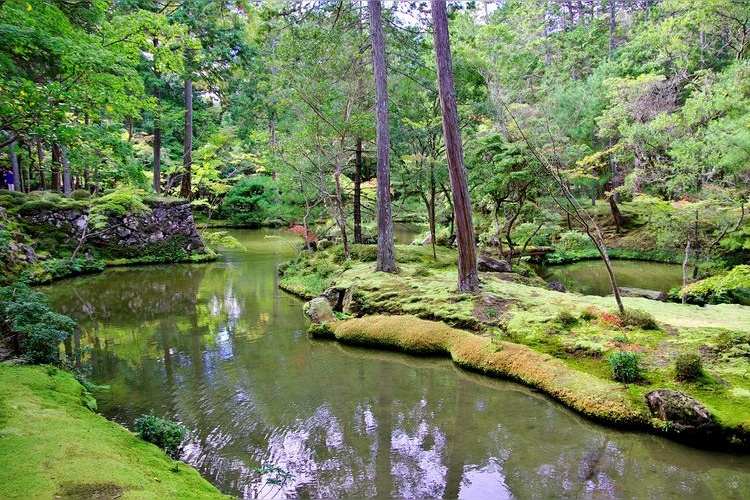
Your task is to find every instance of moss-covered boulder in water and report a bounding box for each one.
[304,297,335,324]
[646,389,718,438]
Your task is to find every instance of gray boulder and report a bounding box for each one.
[547,281,566,292]
[303,297,336,324]
[478,255,512,273]
[645,389,717,436]
[619,287,666,301]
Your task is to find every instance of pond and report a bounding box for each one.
[45,230,750,498]
[537,260,685,297]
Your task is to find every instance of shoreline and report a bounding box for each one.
[281,244,750,453]
[0,364,228,499]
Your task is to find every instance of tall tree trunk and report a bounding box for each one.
[51,144,62,191]
[180,78,193,199]
[61,145,72,196]
[127,115,134,143]
[682,240,691,304]
[692,209,701,280]
[431,0,478,293]
[153,113,162,194]
[429,168,437,259]
[609,0,616,60]
[153,37,162,194]
[608,195,625,234]
[9,141,20,191]
[369,0,396,273]
[354,137,363,243]
[37,140,46,189]
[334,146,350,259]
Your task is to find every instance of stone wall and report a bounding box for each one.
[23,200,204,259]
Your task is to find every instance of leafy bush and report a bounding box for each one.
[134,412,187,459]
[556,230,594,251]
[608,350,641,382]
[675,353,703,382]
[18,199,57,214]
[23,258,106,284]
[221,175,279,227]
[0,283,75,364]
[680,265,750,305]
[579,307,599,322]
[88,187,148,225]
[619,308,658,330]
[0,190,26,208]
[70,189,91,201]
[555,309,578,327]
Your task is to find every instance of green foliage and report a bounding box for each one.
[0,282,75,364]
[608,351,641,383]
[556,230,594,251]
[23,258,105,284]
[680,265,750,305]
[675,353,703,382]
[88,188,148,229]
[555,309,578,327]
[0,190,26,208]
[133,412,188,460]
[201,231,244,250]
[619,308,659,330]
[221,175,280,227]
[579,308,598,322]
[70,189,91,201]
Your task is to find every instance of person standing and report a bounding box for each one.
[4,169,14,191]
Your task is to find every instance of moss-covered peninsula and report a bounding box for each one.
[281,244,750,451]
[0,364,227,499]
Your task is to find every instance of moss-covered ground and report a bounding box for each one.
[281,244,750,450]
[0,364,227,499]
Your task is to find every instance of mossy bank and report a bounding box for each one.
[0,364,228,499]
[282,244,750,451]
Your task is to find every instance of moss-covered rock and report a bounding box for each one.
[303,297,335,324]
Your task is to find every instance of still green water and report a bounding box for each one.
[539,260,684,296]
[45,230,749,499]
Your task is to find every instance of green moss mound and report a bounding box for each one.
[0,364,228,499]
[323,316,646,425]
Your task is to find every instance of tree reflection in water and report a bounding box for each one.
[45,229,750,499]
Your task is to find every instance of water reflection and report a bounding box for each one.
[44,230,750,499]
[538,260,684,296]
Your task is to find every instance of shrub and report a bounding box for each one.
[18,199,57,214]
[579,307,599,322]
[70,189,91,201]
[412,265,431,277]
[680,265,750,305]
[619,308,658,330]
[675,353,703,382]
[555,309,578,327]
[0,283,75,364]
[221,175,279,227]
[608,350,641,382]
[134,412,187,459]
[556,230,594,251]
